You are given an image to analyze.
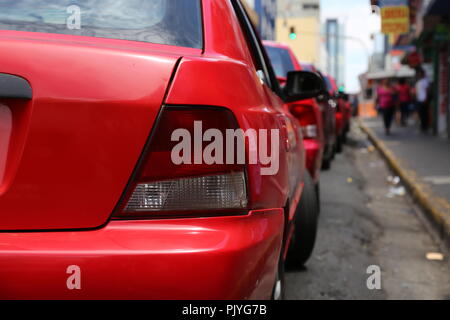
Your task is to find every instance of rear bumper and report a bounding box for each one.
[304,139,322,183]
[0,209,283,300]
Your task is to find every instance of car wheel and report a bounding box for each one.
[286,172,319,269]
[321,146,332,171]
[271,258,285,300]
[336,136,343,153]
[322,159,331,170]
[316,182,321,214]
[342,127,348,144]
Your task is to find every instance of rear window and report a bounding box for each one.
[0,0,203,49]
[264,45,295,78]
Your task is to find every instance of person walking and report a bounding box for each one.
[396,78,412,126]
[415,69,430,132]
[376,78,395,135]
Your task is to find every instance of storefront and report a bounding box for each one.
[426,24,450,136]
[446,45,450,137]
[405,0,450,136]
[437,42,449,136]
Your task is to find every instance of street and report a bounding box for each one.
[1,0,450,303]
[286,125,450,300]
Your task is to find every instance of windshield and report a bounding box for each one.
[264,45,295,78]
[0,0,203,49]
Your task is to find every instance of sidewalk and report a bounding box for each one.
[360,117,450,245]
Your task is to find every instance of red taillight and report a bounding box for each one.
[290,103,318,139]
[114,106,248,218]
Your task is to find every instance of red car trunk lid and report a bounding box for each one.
[0,34,181,231]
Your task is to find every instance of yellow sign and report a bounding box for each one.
[381,6,410,35]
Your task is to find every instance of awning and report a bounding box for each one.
[367,68,415,80]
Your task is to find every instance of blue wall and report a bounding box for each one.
[255,0,277,40]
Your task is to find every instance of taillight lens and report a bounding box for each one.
[114,106,248,218]
[290,103,318,139]
[302,125,318,139]
[124,172,247,212]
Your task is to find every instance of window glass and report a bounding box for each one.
[0,0,203,49]
[265,45,295,78]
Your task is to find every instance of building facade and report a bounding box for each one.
[393,0,450,136]
[242,0,260,27]
[243,0,277,40]
[364,0,450,133]
[243,0,276,40]
[324,19,346,87]
[275,0,321,65]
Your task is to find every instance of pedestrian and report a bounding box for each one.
[396,78,412,126]
[350,94,359,117]
[415,69,430,132]
[376,78,395,135]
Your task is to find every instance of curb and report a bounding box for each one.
[359,120,450,247]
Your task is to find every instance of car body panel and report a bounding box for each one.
[169,0,306,216]
[325,74,345,138]
[0,209,283,300]
[0,0,308,299]
[318,72,338,160]
[0,33,188,231]
[262,41,323,183]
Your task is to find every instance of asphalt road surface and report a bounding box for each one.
[285,125,450,300]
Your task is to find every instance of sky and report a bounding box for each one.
[321,0,381,93]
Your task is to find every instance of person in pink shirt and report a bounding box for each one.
[376,79,395,135]
[396,78,412,126]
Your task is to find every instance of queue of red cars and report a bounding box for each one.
[263,41,352,174]
[0,0,350,300]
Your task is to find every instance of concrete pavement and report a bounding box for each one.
[360,117,450,246]
[286,124,450,299]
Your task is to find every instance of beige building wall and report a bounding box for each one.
[276,17,321,66]
[242,0,259,27]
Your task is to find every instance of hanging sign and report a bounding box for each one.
[380,0,410,35]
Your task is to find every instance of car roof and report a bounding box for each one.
[262,40,291,50]
[300,63,317,72]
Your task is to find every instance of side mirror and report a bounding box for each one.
[283,71,326,103]
[317,91,330,102]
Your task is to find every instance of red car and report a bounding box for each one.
[0,0,323,299]
[263,41,324,190]
[303,66,337,170]
[324,75,347,153]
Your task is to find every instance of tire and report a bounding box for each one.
[321,156,331,170]
[342,125,349,144]
[286,172,319,269]
[271,257,285,300]
[321,146,332,171]
[315,182,321,214]
[331,142,336,160]
[336,135,343,153]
